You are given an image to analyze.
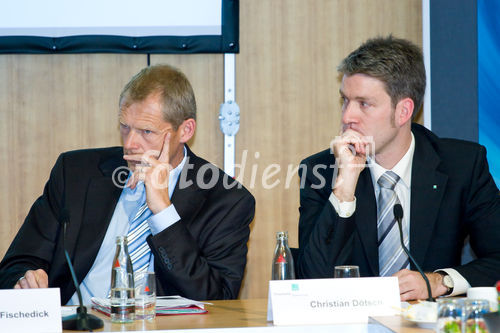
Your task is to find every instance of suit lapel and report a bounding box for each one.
[170,147,208,225]
[355,167,379,275]
[72,153,125,282]
[409,129,447,266]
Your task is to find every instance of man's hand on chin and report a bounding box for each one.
[332,129,369,202]
[124,133,173,214]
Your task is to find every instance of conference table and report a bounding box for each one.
[63,298,432,332]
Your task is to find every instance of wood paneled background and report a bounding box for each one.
[0,0,422,299]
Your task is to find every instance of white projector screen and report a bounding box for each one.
[0,0,239,54]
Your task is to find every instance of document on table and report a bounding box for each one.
[90,296,210,316]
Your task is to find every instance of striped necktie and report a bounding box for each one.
[126,199,153,281]
[377,171,409,276]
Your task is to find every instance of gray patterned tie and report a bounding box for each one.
[377,171,409,276]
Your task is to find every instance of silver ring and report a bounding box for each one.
[18,276,26,282]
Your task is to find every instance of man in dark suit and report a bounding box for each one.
[297,36,500,301]
[0,64,255,304]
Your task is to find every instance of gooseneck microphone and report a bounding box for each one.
[60,208,104,331]
[393,204,435,302]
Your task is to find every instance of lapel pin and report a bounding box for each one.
[433,185,438,190]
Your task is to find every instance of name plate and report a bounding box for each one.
[0,288,62,333]
[267,277,400,326]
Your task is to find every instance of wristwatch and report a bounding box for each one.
[437,271,454,295]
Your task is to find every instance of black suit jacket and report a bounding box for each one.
[297,123,500,286]
[0,146,255,304]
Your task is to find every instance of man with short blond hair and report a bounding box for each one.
[0,64,255,304]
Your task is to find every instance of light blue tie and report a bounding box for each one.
[377,171,409,276]
[123,182,153,279]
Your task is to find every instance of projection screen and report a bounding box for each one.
[0,0,238,54]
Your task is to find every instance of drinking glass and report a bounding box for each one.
[464,299,490,333]
[334,265,360,278]
[135,272,156,320]
[436,298,462,333]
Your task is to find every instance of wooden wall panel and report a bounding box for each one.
[0,54,145,252]
[0,0,421,299]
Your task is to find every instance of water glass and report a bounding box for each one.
[436,298,462,333]
[334,265,360,278]
[135,272,156,320]
[464,299,490,333]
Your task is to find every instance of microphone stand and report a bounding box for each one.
[393,204,435,302]
[60,209,104,331]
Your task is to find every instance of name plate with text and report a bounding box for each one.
[0,288,62,333]
[267,277,400,326]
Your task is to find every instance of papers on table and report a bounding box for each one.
[91,295,209,316]
[60,305,79,318]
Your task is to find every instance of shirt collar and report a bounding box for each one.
[368,133,415,189]
[169,145,187,191]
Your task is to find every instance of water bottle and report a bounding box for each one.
[110,236,135,323]
[271,231,295,280]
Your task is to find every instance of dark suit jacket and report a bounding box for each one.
[297,123,500,287]
[0,146,255,304]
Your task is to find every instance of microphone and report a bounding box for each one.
[60,208,103,331]
[393,204,435,302]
